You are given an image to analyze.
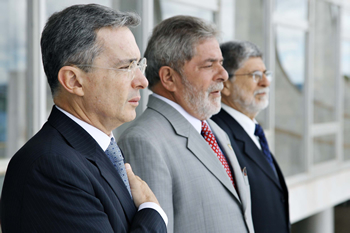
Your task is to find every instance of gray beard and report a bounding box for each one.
[232,86,269,116]
[181,76,223,120]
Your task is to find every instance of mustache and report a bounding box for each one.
[208,82,224,93]
[254,87,270,96]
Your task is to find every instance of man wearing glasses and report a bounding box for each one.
[211,41,290,233]
[1,4,167,233]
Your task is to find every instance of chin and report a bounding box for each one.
[204,105,221,120]
[123,112,137,123]
[254,100,269,112]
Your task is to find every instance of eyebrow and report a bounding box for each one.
[203,58,223,63]
[249,69,267,73]
[112,58,139,67]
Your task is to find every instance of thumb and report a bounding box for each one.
[125,163,135,182]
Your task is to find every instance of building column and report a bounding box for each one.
[26,0,47,139]
[292,208,334,233]
[7,71,26,158]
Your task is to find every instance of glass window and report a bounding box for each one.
[342,39,350,159]
[46,0,111,16]
[157,0,215,22]
[233,0,267,127]
[274,26,306,176]
[234,0,264,51]
[313,2,338,123]
[275,0,308,21]
[276,27,305,91]
[220,0,234,42]
[342,9,350,38]
[0,0,26,158]
[313,134,336,164]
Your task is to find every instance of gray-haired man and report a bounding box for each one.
[212,41,290,233]
[1,4,167,232]
[119,16,254,233]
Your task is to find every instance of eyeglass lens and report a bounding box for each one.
[129,58,147,80]
[252,71,272,82]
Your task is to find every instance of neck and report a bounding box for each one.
[151,85,177,103]
[221,98,257,120]
[54,97,113,136]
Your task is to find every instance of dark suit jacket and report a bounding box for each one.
[212,109,290,233]
[0,106,166,233]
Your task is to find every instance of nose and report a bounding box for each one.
[215,64,229,82]
[259,73,271,87]
[132,68,149,89]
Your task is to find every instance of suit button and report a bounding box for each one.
[281,197,285,203]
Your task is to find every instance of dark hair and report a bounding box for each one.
[41,4,140,96]
[220,41,262,79]
[144,15,219,89]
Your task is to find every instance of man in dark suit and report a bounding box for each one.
[211,41,290,233]
[0,4,167,233]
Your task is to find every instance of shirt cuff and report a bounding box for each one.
[138,202,168,226]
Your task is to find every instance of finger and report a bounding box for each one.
[125,163,132,171]
[135,175,142,181]
[125,163,136,182]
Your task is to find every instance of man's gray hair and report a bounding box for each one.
[41,4,141,96]
[220,41,262,79]
[144,15,219,89]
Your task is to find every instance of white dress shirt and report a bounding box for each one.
[56,105,168,225]
[221,103,261,150]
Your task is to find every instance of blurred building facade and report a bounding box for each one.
[1,0,350,232]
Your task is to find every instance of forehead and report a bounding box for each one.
[192,37,222,61]
[96,26,141,63]
[240,57,265,71]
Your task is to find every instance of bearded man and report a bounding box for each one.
[211,41,290,233]
[118,16,254,233]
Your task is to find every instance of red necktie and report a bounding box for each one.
[201,121,235,188]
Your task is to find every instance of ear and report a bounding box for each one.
[158,66,179,92]
[57,66,85,96]
[221,79,232,97]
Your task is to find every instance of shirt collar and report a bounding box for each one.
[152,93,203,134]
[221,103,261,149]
[55,105,112,151]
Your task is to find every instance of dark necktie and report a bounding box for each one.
[201,121,235,188]
[105,138,132,197]
[254,124,277,175]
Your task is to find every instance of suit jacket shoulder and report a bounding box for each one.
[119,96,254,233]
[1,106,166,233]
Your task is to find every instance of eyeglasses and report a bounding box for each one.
[76,57,147,80]
[229,70,273,83]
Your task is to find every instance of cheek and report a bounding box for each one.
[233,81,251,94]
[247,84,258,96]
[110,88,126,107]
[114,83,132,106]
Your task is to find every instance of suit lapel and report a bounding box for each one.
[147,96,240,201]
[94,149,136,222]
[187,130,240,201]
[48,106,136,222]
[220,109,283,190]
[208,120,250,214]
